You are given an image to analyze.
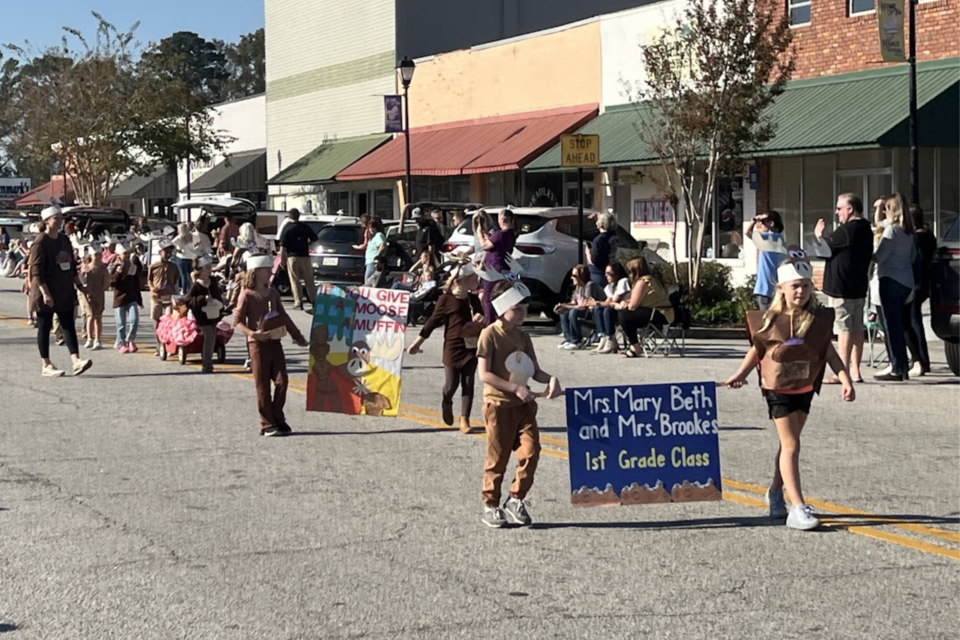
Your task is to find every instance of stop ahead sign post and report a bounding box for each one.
[561,134,600,264]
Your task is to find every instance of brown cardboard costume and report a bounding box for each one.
[745,309,835,393]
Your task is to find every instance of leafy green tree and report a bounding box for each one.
[140,31,229,106]
[635,0,794,299]
[219,28,264,101]
[3,13,231,205]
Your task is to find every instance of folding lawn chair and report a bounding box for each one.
[640,288,689,357]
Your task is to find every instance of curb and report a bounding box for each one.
[686,326,749,341]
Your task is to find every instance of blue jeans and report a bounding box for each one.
[593,306,617,337]
[365,263,376,281]
[589,271,605,288]
[114,303,140,346]
[560,308,589,343]
[174,257,192,294]
[878,277,912,375]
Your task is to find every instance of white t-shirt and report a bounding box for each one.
[604,277,630,301]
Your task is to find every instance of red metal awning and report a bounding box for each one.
[336,104,598,181]
[14,176,76,208]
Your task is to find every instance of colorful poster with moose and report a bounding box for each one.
[306,285,409,417]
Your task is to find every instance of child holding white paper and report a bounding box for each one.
[725,249,855,531]
[476,279,562,528]
[234,255,308,437]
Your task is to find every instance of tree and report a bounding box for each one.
[3,13,231,206]
[219,28,265,101]
[139,31,228,106]
[636,0,794,299]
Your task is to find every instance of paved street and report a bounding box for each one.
[0,278,958,639]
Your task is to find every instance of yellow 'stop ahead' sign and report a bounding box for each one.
[561,134,600,168]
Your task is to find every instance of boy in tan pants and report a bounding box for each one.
[477,279,562,527]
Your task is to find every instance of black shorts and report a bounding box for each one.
[763,390,814,420]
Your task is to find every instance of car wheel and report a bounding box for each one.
[946,340,959,376]
[178,346,187,365]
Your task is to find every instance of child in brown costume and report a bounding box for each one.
[725,249,855,532]
[80,245,109,350]
[182,256,224,373]
[406,262,487,433]
[234,255,308,437]
[476,279,562,528]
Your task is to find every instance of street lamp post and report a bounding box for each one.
[399,57,416,212]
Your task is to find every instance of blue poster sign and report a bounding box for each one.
[565,382,722,507]
[384,95,403,134]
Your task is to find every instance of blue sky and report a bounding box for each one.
[3,1,264,52]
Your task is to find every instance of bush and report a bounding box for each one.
[652,261,733,307]
[651,264,758,326]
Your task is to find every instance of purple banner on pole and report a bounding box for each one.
[384,95,403,134]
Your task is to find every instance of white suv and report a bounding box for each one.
[443,207,661,317]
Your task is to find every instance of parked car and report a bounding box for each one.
[173,197,264,241]
[62,206,133,243]
[304,219,415,287]
[929,216,959,375]
[443,207,661,317]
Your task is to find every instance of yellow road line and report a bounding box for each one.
[724,478,960,545]
[2,311,957,559]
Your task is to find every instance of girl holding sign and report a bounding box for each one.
[234,255,308,437]
[406,262,486,434]
[725,249,855,531]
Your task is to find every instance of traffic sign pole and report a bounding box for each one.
[577,167,585,265]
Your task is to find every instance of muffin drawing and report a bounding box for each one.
[571,484,621,507]
[620,480,673,505]
[504,351,536,388]
[670,478,722,502]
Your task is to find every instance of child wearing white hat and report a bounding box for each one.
[234,255,308,436]
[110,243,144,353]
[80,244,108,350]
[406,262,487,434]
[475,279,562,528]
[726,248,855,532]
[148,240,181,356]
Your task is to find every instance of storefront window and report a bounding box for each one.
[894,147,935,216]
[374,189,393,219]
[525,173,563,208]
[452,177,471,203]
[769,157,802,248]
[802,154,834,246]
[702,177,744,258]
[940,147,960,238]
[328,191,349,215]
[836,149,891,170]
[565,182,595,210]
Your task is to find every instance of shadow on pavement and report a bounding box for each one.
[823,513,960,528]
[0,622,20,633]
[532,515,788,531]
[289,428,441,437]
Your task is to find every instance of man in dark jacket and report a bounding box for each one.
[414,207,444,265]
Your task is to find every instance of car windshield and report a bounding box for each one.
[317,225,363,245]
[945,217,959,241]
[305,221,327,235]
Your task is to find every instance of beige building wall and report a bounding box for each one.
[265,0,397,208]
[408,21,602,128]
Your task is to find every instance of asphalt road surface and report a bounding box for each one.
[0,278,957,639]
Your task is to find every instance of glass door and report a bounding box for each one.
[836,169,892,227]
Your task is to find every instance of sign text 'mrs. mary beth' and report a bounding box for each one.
[565,382,722,507]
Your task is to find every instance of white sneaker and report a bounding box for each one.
[243,358,252,371]
[909,362,925,377]
[92,340,103,351]
[786,504,820,531]
[562,342,581,350]
[876,364,893,376]
[765,486,788,519]
[557,341,571,349]
[84,338,94,349]
[41,364,65,378]
[72,359,92,377]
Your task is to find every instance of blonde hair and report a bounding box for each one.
[758,280,817,337]
[875,193,914,241]
[242,269,258,290]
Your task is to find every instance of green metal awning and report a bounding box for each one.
[526,103,656,172]
[755,57,958,156]
[184,149,266,194]
[527,57,959,170]
[267,134,391,185]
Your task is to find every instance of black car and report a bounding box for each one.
[64,206,133,242]
[306,221,414,287]
[929,217,959,375]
